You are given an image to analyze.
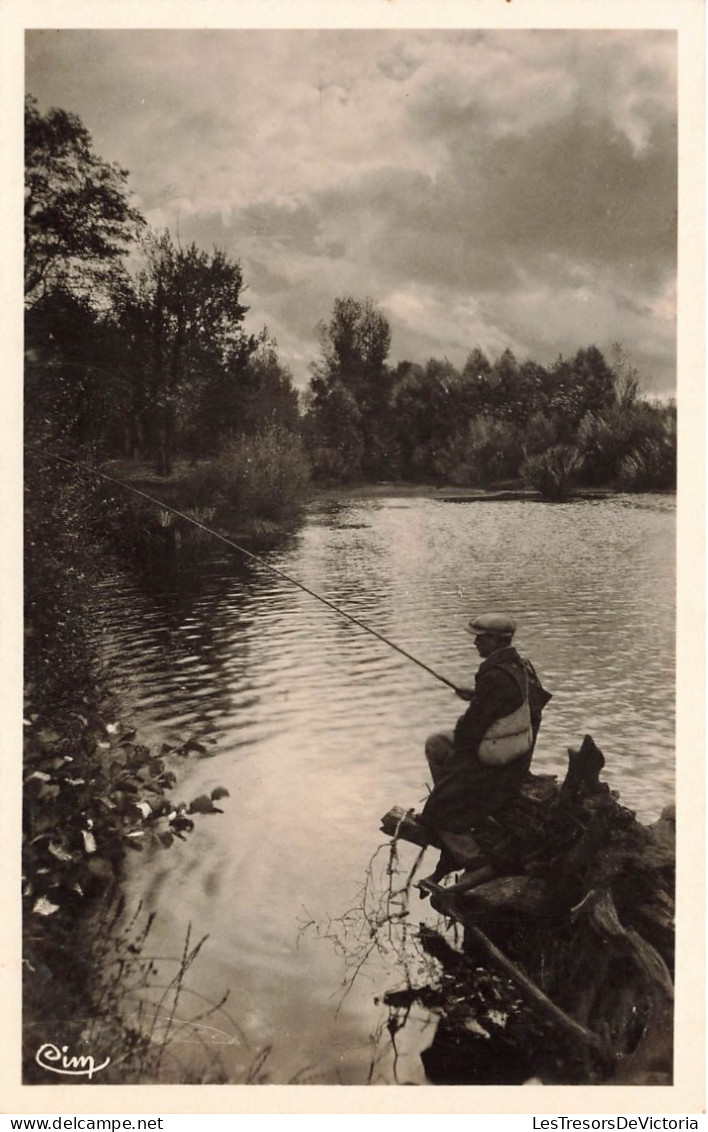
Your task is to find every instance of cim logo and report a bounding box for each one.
[35,1043,111,1080]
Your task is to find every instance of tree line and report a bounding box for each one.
[26,93,675,498]
[26,95,299,479]
[305,299,676,495]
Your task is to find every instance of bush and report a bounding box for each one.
[23,709,226,920]
[577,400,675,486]
[436,415,523,486]
[24,448,109,711]
[522,411,562,457]
[521,445,582,501]
[22,705,229,1083]
[308,442,362,484]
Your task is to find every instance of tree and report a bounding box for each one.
[127,231,257,473]
[25,95,144,307]
[25,290,131,451]
[547,346,617,434]
[391,358,467,480]
[238,337,301,435]
[304,379,364,482]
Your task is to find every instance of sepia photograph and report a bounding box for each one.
[3,0,704,1115]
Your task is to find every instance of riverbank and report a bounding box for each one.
[98,447,311,552]
[23,450,246,1084]
[22,684,235,1082]
[99,461,675,525]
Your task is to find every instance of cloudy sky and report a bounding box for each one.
[25,28,677,395]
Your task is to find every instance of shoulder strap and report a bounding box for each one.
[484,655,528,699]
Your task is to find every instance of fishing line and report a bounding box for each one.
[27,446,460,693]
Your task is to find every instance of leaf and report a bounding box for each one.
[158,832,174,849]
[33,896,60,916]
[82,830,97,854]
[26,770,52,783]
[115,777,139,793]
[48,842,73,862]
[170,814,195,836]
[211,786,230,801]
[133,801,152,819]
[128,746,152,768]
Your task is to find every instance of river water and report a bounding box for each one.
[95,492,675,1085]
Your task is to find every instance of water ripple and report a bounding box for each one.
[95,493,675,1084]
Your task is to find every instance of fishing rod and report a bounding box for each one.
[27,447,461,693]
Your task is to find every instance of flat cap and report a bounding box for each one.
[466,612,517,637]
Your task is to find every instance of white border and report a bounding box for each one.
[1,0,704,1116]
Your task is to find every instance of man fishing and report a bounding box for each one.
[419,612,551,884]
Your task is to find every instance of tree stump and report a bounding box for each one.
[379,734,675,1084]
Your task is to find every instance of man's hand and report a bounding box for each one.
[455,686,474,701]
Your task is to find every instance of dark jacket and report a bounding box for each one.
[421,646,551,834]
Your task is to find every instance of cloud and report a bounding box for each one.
[25,28,677,394]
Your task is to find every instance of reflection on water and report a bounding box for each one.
[95,493,675,1084]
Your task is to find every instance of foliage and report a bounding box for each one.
[577,399,676,488]
[616,435,677,491]
[522,411,562,457]
[314,295,392,401]
[23,710,227,919]
[25,94,143,308]
[237,337,301,435]
[308,296,395,478]
[25,290,132,450]
[22,700,235,1084]
[304,380,365,482]
[304,307,673,494]
[25,96,295,477]
[24,449,106,711]
[521,445,583,501]
[124,230,258,474]
[458,415,524,486]
[391,359,464,481]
